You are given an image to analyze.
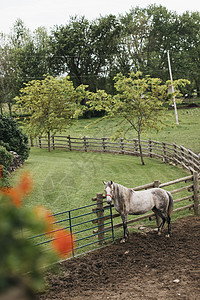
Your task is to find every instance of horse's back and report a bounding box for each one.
[128,189,155,214]
[128,188,170,215]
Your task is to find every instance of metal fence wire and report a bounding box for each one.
[29,201,115,259]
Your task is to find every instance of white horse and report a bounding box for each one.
[103,181,173,243]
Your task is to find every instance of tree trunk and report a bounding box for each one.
[8,101,12,117]
[47,131,51,152]
[138,132,145,165]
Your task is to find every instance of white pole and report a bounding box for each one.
[167,50,179,125]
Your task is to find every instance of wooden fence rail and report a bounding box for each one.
[92,172,199,243]
[30,135,200,173]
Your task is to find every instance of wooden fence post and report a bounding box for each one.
[180,145,184,161]
[83,136,87,152]
[39,137,42,148]
[120,138,124,154]
[193,171,199,216]
[149,139,152,158]
[102,137,106,152]
[173,143,178,165]
[134,139,138,155]
[154,180,160,188]
[162,142,168,163]
[67,135,71,151]
[52,135,55,150]
[96,193,104,244]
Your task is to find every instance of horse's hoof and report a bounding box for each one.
[120,238,126,244]
[158,231,161,236]
[165,234,170,238]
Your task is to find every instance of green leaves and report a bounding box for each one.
[15,75,87,150]
[87,72,190,164]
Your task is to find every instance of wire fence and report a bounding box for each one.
[29,201,115,259]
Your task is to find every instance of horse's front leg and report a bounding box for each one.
[120,214,129,243]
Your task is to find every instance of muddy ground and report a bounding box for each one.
[38,216,200,300]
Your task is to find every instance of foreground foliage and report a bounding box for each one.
[0,168,75,297]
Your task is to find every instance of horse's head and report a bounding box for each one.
[103,181,114,204]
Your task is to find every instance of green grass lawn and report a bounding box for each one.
[10,148,189,213]
[66,108,200,154]
[9,107,199,254]
[10,147,193,254]
[11,108,199,218]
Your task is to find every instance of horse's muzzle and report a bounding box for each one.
[106,195,112,204]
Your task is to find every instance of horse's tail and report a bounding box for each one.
[167,191,174,217]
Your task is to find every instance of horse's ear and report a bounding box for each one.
[110,180,113,185]
[103,181,106,185]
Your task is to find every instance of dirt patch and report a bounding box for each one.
[38,217,200,300]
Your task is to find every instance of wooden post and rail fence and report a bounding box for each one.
[30,135,200,173]
[30,135,200,244]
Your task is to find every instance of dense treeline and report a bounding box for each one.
[0,5,199,114]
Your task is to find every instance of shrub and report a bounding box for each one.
[0,146,13,169]
[0,146,13,182]
[0,116,30,161]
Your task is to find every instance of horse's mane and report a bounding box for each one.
[113,182,133,196]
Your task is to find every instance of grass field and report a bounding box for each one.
[10,147,193,252]
[66,108,200,154]
[11,148,189,213]
[10,108,199,213]
[8,108,199,253]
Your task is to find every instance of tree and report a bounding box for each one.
[177,11,200,96]
[0,34,19,115]
[15,75,87,151]
[15,26,53,83]
[119,7,152,75]
[0,20,53,115]
[0,20,32,115]
[50,15,122,92]
[87,72,189,165]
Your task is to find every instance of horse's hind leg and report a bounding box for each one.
[159,215,172,237]
[166,215,171,238]
[153,208,171,237]
[120,214,129,243]
[158,218,166,235]
[152,207,166,235]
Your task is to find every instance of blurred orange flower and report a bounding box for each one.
[1,172,32,207]
[52,228,75,258]
[1,187,21,207]
[18,172,33,196]
[34,205,55,235]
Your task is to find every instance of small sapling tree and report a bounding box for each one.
[88,72,189,165]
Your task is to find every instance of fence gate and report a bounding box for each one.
[29,201,115,259]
